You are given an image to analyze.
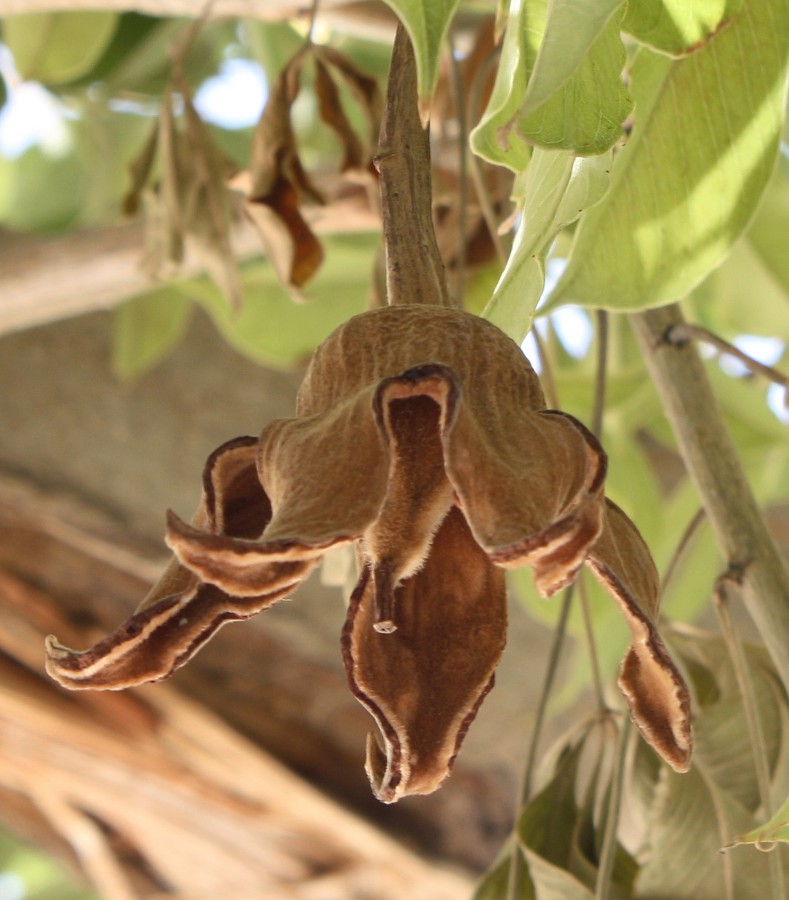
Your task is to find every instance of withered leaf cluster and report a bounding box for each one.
[124,70,243,309]
[126,40,381,304]
[231,42,381,293]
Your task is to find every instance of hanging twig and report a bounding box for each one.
[507,584,575,900]
[659,506,707,601]
[447,28,468,306]
[594,718,632,900]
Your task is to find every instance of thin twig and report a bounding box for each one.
[171,0,216,64]
[659,506,707,601]
[447,28,468,307]
[594,717,631,900]
[507,585,574,900]
[591,310,608,439]
[578,575,606,712]
[714,573,785,900]
[532,326,559,408]
[667,322,789,403]
[579,310,609,712]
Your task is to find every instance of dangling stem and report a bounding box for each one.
[375,26,453,308]
[447,28,468,306]
[659,506,706,601]
[595,717,631,900]
[580,310,609,713]
[507,584,575,900]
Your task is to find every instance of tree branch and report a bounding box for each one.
[630,304,789,690]
[0,0,343,17]
[0,192,377,338]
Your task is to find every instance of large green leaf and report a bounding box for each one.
[112,288,192,381]
[110,232,378,377]
[188,232,378,369]
[4,12,119,85]
[379,0,459,117]
[483,149,612,342]
[470,0,631,164]
[742,154,789,307]
[549,0,789,312]
[623,0,742,57]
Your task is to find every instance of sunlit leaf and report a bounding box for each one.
[4,12,119,85]
[379,0,459,119]
[483,149,612,342]
[549,0,789,312]
[623,0,742,57]
[468,0,536,171]
[470,0,631,163]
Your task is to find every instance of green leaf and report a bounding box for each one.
[379,0,459,117]
[472,850,535,900]
[728,792,789,849]
[519,0,625,118]
[112,288,192,381]
[742,154,789,307]
[517,729,635,899]
[4,12,119,85]
[483,149,612,342]
[633,759,789,898]
[0,146,84,232]
[470,0,631,163]
[549,0,789,312]
[468,0,537,171]
[623,0,742,57]
[189,232,379,369]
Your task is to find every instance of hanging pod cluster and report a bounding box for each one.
[45,24,691,803]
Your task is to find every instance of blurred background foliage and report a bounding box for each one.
[1,1,788,898]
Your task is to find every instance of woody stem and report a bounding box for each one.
[630,303,789,692]
[375,25,453,308]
